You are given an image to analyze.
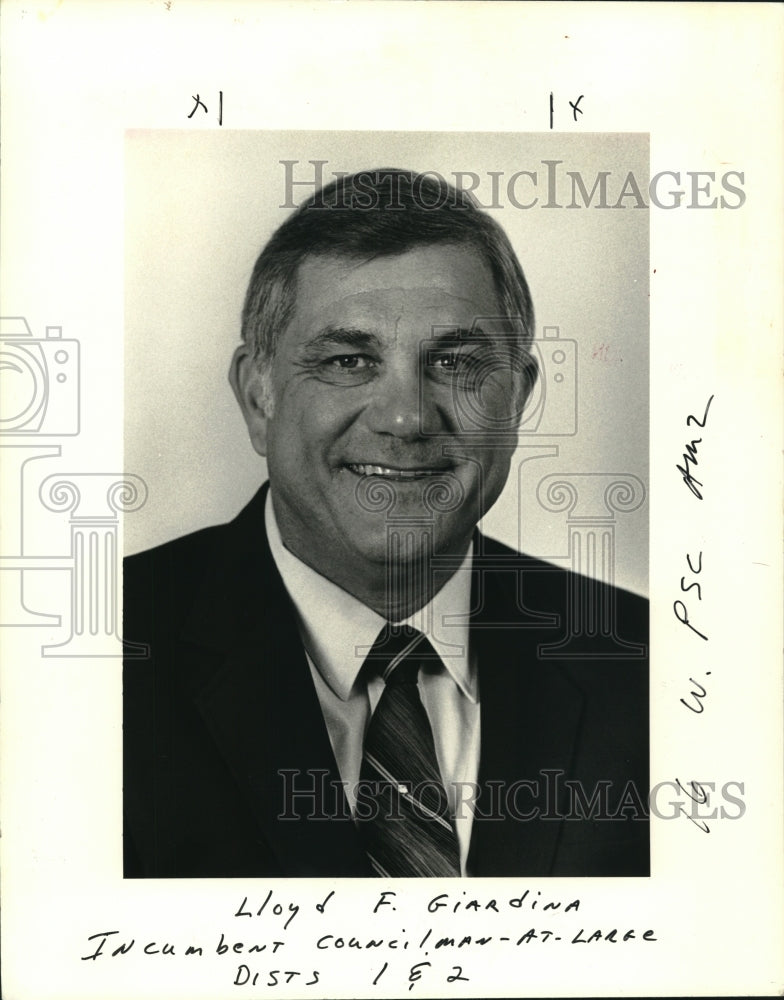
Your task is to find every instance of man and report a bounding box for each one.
[123,168,649,878]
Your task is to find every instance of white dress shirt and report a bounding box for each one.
[265,491,480,874]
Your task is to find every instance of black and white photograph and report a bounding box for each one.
[122,135,650,881]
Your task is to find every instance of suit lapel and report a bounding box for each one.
[183,485,371,876]
[176,495,584,878]
[468,547,584,876]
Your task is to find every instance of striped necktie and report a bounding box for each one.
[357,624,461,877]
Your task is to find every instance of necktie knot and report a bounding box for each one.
[365,624,442,685]
[384,658,419,687]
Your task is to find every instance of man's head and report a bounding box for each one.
[230,168,537,614]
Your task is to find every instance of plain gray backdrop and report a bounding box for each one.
[125,131,649,595]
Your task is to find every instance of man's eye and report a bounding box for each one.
[432,350,477,371]
[435,352,459,369]
[327,355,373,370]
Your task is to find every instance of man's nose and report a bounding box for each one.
[363,362,435,440]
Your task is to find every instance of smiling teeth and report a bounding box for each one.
[348,464,443,479]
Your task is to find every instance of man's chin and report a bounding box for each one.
[345,519,469,567]
[347,534,430,567]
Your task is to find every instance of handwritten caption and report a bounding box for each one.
[80,887,657,991]
[673,395,724,834]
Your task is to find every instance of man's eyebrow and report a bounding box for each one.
[427,326,491,344]
[301,326,381,352]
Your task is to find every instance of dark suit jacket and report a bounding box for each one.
[123,483,649,878]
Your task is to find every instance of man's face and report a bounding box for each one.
[236,244,524,594]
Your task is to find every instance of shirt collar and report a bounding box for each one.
[265,490,476,704]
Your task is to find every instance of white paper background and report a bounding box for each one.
[1,2,782,998]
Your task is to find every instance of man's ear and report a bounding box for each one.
[229,343,273,457]
[513,349,539,418]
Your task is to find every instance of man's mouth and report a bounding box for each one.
[345,463,450,480]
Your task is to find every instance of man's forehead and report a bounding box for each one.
[291,245,500,320]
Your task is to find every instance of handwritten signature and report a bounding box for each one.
[676,394,714,499]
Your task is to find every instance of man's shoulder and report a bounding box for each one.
[477,532,648,610]
[124,484,268,581]
[475,532,648,666]
[124,521,230,575]
[122,522,236,640]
